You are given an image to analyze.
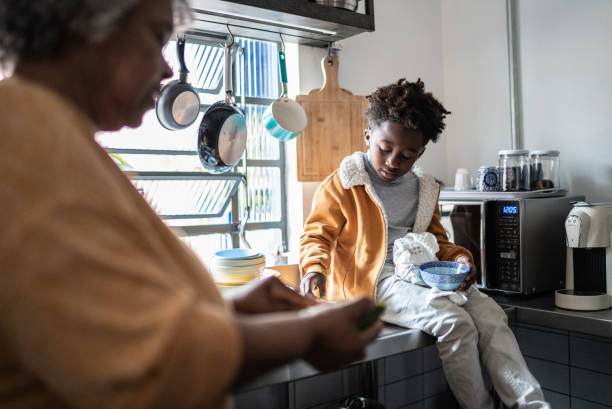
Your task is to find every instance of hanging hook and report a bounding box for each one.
[279,33,285,53]
[226,24,235,47]
[326,42,335,67]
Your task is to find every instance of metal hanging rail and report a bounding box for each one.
[506,0,524,150]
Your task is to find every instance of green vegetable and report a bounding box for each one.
[357,302,386,330]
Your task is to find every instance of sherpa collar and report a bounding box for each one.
[338,151,439,233]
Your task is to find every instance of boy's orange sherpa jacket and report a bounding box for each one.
[300,152,473,300]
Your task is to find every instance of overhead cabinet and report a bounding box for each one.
[187,0,375,47]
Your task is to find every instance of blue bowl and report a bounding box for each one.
[418,261,470,290]
[214,248,263,260]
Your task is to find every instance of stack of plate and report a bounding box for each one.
[211,248,265,288]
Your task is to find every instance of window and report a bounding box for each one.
[97,36,287,262]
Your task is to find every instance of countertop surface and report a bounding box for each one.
[491,291,612,338]
[239,325,432,392]
[238,291,612,392]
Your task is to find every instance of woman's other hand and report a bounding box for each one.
[234,296,382,383]
[303,297,382,371]
[456,255,477,291]
[230,276,319,314]
[300,272,327,299]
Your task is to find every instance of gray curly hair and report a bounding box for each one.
[0,0,190,71]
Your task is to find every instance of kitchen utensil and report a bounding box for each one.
[262,48,307,141]
[296,55,368,181]
[156,37,201,130]
[418,261,470,291]
[197,40,247,174]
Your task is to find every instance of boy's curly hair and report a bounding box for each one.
[365,78,450,144]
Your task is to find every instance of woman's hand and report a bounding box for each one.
[233,296,382,383]
[230,276,319,314]
[456,255,477,291]
[302,297,382,371]
[300,272,327,299]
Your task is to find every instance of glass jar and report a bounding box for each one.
[498,149,530,191]
[530,150,560,190]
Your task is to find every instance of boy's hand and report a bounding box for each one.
[456,255,477,291]
[300,272,327,299]
[230,276,319,314]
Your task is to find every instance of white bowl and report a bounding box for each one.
[211,264,263,284]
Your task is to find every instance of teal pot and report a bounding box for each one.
[263,50,307,141]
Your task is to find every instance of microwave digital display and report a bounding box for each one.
[502,206,517,214]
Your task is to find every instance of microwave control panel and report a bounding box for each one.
[494,201,520,292]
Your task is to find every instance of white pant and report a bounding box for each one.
[376,269,550,409]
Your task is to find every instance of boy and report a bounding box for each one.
[299,79,549,409]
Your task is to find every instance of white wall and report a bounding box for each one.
[517,0,612,201]
[441,0,612,201]
[440,0,512,184]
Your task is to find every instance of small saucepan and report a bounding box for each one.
[262,50,307,141]
[198,42,247,174]
[156,37,201,131]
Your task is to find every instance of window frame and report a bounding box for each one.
[106,35,289,252]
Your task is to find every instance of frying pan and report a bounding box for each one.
[197,41,247,174]
[156,37,201,130]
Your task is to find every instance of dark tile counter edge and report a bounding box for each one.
[491,292,612,338]
[237,327,433,392]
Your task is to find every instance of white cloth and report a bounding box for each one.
[377,266,549,409]
[392,232,469,305]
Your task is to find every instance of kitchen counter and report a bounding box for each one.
[239,293,612,392]
[239,325,434,392]
[491,291,612,338]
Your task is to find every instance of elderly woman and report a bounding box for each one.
[0,1,382,408]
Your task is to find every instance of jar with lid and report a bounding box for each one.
[530,150,560,190]
[498,149,530,191]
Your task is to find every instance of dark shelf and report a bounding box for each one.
[188,0,374,47]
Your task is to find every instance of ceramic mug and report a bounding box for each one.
[454,168,472,191]
[476,166,500,191]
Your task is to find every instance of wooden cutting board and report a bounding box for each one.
[296,55,368,182]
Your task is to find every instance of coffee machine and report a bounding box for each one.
[555,202,612,310]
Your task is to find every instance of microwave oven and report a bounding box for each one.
[438,190,584,294]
